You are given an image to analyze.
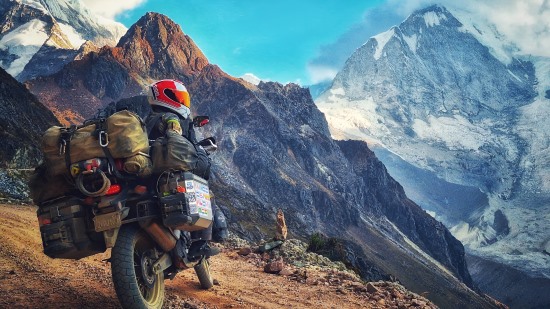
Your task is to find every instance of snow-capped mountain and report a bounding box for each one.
[316,4,550,303]
[0,0,126,80]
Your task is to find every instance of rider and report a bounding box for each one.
[145,79,227,259]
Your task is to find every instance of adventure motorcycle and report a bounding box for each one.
[36,115,218,309]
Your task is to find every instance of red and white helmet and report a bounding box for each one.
[148,79,191,119]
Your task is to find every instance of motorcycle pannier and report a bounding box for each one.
[41,110,149,176]
[157,171,213,231]
[37,197,105,259]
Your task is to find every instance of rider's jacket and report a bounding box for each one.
[145,107,211,180]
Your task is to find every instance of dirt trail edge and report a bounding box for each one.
[0,203,438,309]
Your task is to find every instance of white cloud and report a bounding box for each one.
[386,0,550,57]
[307,64,338,84]
[81,0,147,19]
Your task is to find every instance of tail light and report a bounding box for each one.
[134,185,148,194]
[105,184,122,196]
[38,215,52,227]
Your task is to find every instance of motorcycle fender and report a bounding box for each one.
[103,228,120,248]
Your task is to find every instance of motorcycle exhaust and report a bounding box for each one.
[140,219,177,252]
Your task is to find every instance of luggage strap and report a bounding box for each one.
[60,126,77,177]
[93,117,127,180]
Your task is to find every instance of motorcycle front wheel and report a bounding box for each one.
[111,225,165,309]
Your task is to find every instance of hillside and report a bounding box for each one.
[0,203,453,309]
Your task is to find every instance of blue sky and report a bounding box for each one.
[114,0,391,85]
[82,0,550,86]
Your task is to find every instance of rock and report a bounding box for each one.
[278,268,294,276]
[237,247,252,256]
[213,278,220,286]
[264,258,284,274]
[412,299,426,307]
[275,208,288,241]
[392,290,404,299]
[367,282,380,293]
[257,240,284,253]
[377,298,386,306]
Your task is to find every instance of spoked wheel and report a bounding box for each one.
[111,225,165,309]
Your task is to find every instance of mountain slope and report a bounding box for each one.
[0,66,58,199]
[315,5,550,308]
[20,12,499,308]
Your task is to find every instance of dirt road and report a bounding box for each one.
[0,203,398,309]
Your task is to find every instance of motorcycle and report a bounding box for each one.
[36,116,218,309]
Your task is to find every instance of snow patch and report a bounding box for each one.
[403,34,418,54]
[241,73,261,85]
[19,0,48,13]
[372,28,395,60]
[423,11,447,27]
[57,23,86,48]
[507,69,522,82]
[0,20,49,76]
[316,94,390,147]
[412,115,488,150]
[425,210,436,218]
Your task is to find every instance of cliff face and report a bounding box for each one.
[336,139,473,288]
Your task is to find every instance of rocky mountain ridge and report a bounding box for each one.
[26,12,208,124]
[2,9,500,308]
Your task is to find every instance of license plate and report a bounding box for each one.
[93,211,122,232]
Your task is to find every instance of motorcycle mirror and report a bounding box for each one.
[193,116,210,127]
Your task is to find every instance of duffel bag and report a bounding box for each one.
[28,163,76,204]
[151,131,198,175]
[42,110,149,176]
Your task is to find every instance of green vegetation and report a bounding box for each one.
[307,232,345,261]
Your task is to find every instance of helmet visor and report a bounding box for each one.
[164,88,190,108]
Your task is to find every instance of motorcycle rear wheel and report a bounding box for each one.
[111,225,165,309]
